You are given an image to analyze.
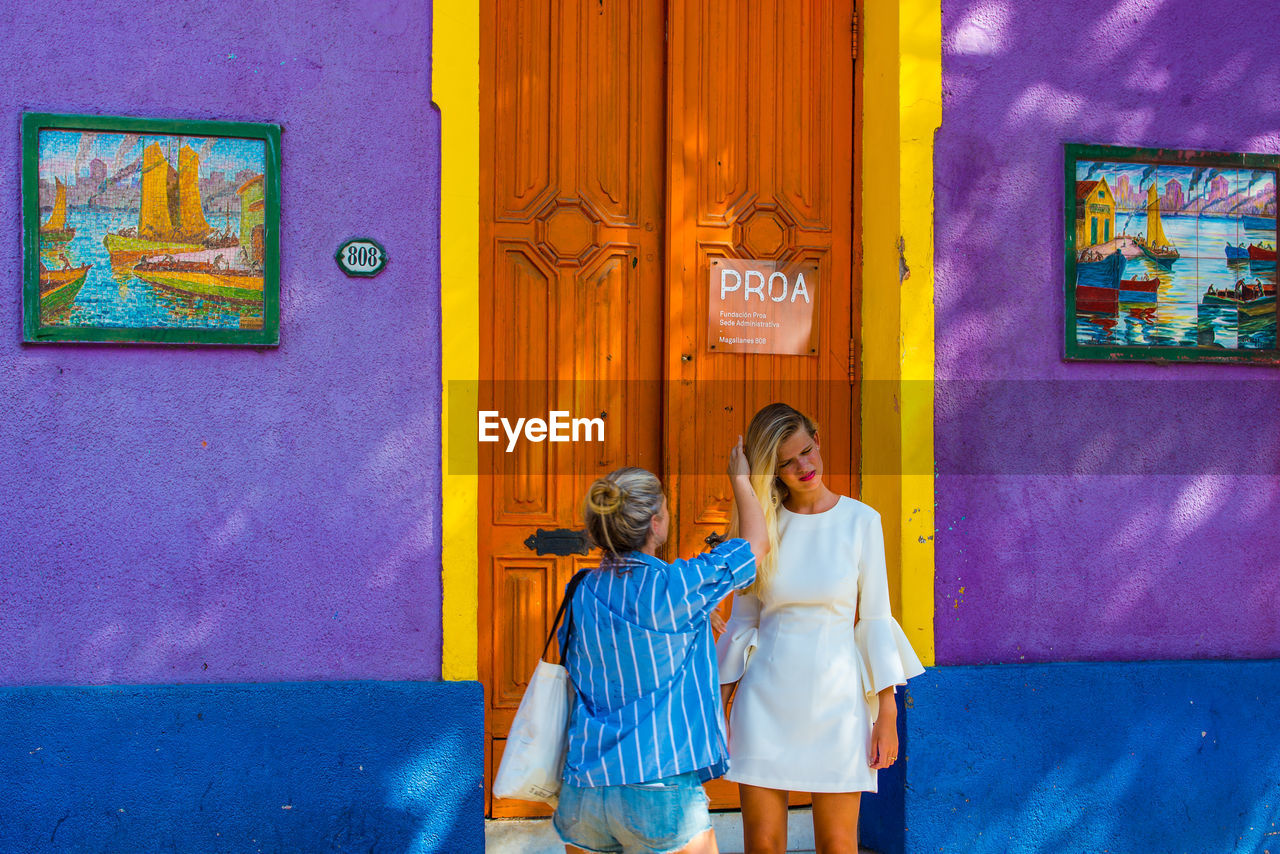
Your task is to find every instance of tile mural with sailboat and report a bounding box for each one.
[36,129,267,331]
[1071,154,1277,353]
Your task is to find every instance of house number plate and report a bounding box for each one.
[336,238,387,277]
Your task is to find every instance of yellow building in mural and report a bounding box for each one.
[1075,177,1116,248]
[237,176,265,264]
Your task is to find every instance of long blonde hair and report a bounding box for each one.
[729,403,819,594]
[582,467,664,566]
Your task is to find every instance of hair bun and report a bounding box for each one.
[581,467,663,559]
[587,480,626,516]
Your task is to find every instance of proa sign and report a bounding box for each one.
[336,238,387,277]
[708,257,819,355]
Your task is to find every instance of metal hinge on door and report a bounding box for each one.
[848,338,859,384]
[851,9,859,60]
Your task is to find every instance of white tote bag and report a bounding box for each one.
[492,570,588,805]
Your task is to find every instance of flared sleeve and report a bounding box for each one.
[854,509,926,722]
[715,590,761,684]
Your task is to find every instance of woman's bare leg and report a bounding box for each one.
[677,827,720,853]
[739,784,790,854]
[810,791,861,854]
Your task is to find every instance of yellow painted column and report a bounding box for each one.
[860,0,941,666]
[433,2,480,682]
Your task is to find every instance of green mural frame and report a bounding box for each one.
[1064,143,1280,364]
[22,113,281,345]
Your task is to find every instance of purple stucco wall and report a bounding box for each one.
[935,0,1280,664]
[0,0,442,684]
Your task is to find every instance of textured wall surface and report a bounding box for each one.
[906,661,1280,853]
[935,0,1280,664]
[0,681,483,852]
[0,0,442,684]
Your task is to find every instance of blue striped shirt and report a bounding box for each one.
[557,537,756,787]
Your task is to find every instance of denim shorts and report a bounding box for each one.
[553,771,712,854]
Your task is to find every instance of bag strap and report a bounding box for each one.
[541,569,590,664]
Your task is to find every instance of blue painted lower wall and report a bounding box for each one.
[0,680,484,853]
[903,660,1280,854]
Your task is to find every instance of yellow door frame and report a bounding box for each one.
[433,1,481,681]
[433,0,941,681]
[859,0,941,666]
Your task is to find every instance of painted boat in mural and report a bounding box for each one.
[1075,284,1119,314]
[151,247,241,266]
[102,233,205,267]
[1247,244,1276,261]
[1203,291,1276,322]
[39,178,76,244]
[1242,215,1275,230]
[131,256,263,305]
[1239,294,1277,320]
[1119,275,1159,303]
[1225,243,1250,262]
[1139,183,1179,265]
[1233,278,1277,297]
[103,142,229,266]
[1138,240,1179,265]
[203,204,240,250]
[38,262,91,315]
[1206,280,1274,300]
[1076,248,1124,290]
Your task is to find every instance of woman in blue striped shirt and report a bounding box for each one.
[553,440,767,854]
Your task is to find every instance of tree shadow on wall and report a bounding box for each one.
[933,0,1280,663]
[929,0,1280,849]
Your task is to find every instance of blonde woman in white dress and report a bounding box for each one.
[716,403,925,854]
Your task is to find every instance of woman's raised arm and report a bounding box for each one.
[729,435,768,563]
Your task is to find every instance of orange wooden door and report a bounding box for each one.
[665,0,860,809]
[481,0,859,818]
[480,0,667,819]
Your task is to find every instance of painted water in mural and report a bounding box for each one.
[1073,160,1278,351]
[36,130,267,331]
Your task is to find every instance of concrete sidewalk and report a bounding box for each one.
[485,809,877,853]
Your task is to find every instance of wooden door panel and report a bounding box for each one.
[693,1,750,226]
[666,0,858,811]
[568,248,664,479]
[667,0,858,547]
[492,0,556,220]
[775,2,838,229]
[491,558,558,709]
[576,2,647,225]
[488,244,558,527]
[482,0,666,818]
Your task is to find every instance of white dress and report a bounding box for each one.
[715,496,925,793]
